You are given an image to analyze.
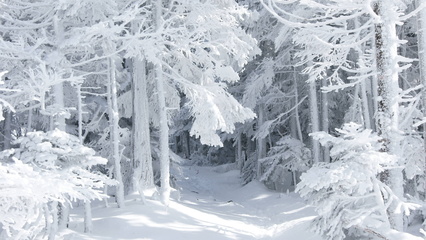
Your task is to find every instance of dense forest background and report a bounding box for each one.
[1,0,426,239]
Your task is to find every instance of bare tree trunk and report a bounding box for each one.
[3,110,11,150]
[155,0,171,206]
[294,69,303,142]
[75,84,93,233]
[236,133,243,171]
[53,13,70,230]
[182,131,191,158]
[257,104,267,160]
[54,82,69,230]
[321,78,330,162]
[309,79,320,164]
[374,1,404,230]
[27,106,33,133]
[361,80,372,129]
[353,18,373,130]
[108,57,125,208]
[256,104,267,178]
[156,63,171,205]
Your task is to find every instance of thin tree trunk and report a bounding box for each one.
[415,0,426,204]
[183,131,190,158]
[257,104,267,160]
[361,80,372,129]
[290,114,298,139]
[154,0,171,206]
[3,110,11,150]
[256,104,267,178]
[236,133,243,171]
[156,63,171,205]
[321,78,330,162]
[75,84,93,233]
[309,79,320,164]
[54,83,66,131]
[108,57,125,208]
[374,1,404,230]
[53,83,68,230]
[371,75,379,126]
[27,106,32,133]
[417,0,426,175]
[53,13,66,132]
[294,70,303,142]
[354,18,373,131]
[54,10,70,230]
[351,84,361,122]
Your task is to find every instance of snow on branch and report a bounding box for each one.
[182,83,255,147]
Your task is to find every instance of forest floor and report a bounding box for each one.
[59,159,424,240]
[60,160,322,240]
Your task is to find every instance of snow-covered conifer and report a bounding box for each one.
[297,123,415,239]
[0,129,113,239]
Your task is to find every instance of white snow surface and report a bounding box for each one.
[59,162,422,240]
[60,163,320,240]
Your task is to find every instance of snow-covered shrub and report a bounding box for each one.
[296,123,413,240]
[241,152,257,185]
[0,129,113,239]
[259,136,310,189]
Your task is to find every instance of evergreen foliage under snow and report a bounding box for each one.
[297,123,417,240]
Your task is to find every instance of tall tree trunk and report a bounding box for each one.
[354,18,373,130]
[155,0,171,206]
[294,69,303,142]
[321,78,330,162]
[256,104,267,178]
[416,0,426,206]
[257,104,267,160]
[132,56,154,203]
[54,82,69,230]
[75,85,93,233]
[108,57,125,208]
[374,1,404,230]
[417,0,426,169]
[156,63,171,205]
[53,14,66,132]
[309,79,320,164]
[54,11,70,232]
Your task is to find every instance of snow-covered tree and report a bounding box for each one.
[259,136,310,188]
[297,123,415,240]
[0,129,113,239]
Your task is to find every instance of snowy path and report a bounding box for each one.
[61,163,322,240]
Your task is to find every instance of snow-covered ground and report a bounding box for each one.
[60,162,322,240]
